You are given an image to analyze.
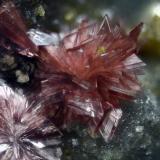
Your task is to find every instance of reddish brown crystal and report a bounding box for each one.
[35,16,145,141]
[0,1,37,55]
[0,2,145,142]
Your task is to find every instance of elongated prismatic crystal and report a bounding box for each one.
[0,1,145,143]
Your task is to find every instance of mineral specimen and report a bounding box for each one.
[0,1,145,143]
[0,84,61,160]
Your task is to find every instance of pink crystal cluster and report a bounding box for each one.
[0,1,145,159]
[35,18,144,140]
[0,85,58,159]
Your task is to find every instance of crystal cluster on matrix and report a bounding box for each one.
[0,1,145,159]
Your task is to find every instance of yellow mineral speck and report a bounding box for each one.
[35,5,45,17]
[97,46,107,55]
[65,9,76,22]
